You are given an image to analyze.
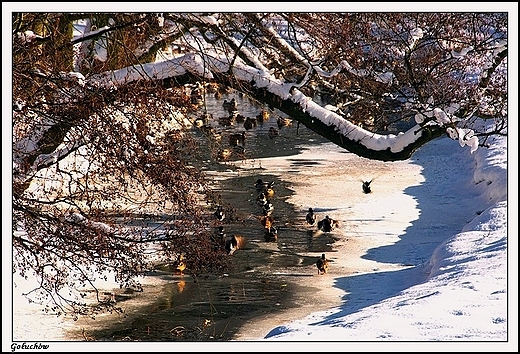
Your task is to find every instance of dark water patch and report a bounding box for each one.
[191,92,331,163]
[72,271,310,341]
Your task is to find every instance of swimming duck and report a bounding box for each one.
[174,254,187,275]
[362,179,373,194]
[214,206,225,221]
[316,253,329,275]
[317,215,337,232]
[232,145,246,157]
[244,117,258,130]
[235,113,246,123]
[211,226,226,250]
[256,109,270,122]
[256,191,268,206]
[217,148,232,160]
[264,226,278,242]
[262,200,274,216]
[229,131,246,146]
[305,207,317,226]
[200,126,222,142]
[268,127,279,138]
[277,117,293,128]
[218,114,235,126]
[259,215,274,229]
[216,226,226,243]
[225,234,245,255]
[255,178,270,191]
[222,98,237,111]
[263,181,275,199]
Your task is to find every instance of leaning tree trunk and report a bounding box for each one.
[159,70,446,162]
[219,75,446,161]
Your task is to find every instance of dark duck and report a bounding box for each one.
[316,253,329,275]
[213,226,226,246]
[225,234,245,255]
[243,117,257,130]
[305,207,317,226]
[214,205,225,221]
[268,126,279,138]
[317,215,338,232]
[222,98,237,111]
[255,178,271,191]
[362,179,373,194]
[262,200,274,216]
[229,131,246,146]
[264,226,278,242]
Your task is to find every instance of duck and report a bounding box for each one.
[305,207,317,226]
[229,131,246,146]
[317,215,337,232]
[262,200,274,216]
[222,98,237,111]
[232,145,246,157]
[277,117,293,128]
[225,235,245,255]
[256,109,270,122]
[264,226,278,242]
[316,253,329,275]
[362,179,373,194]
[216,225,226,243]
[218,115,235,127]
[243,117,258,130]
[212,226,227,250]
[268,127,279,138]
[256,191,268,206]
[263,181,275,199]
[255,178,270,191]
[214,205,225,221]
[200,126,222,142]
[174,254,187,275]
[217,148,232,160]
[259,215,274,229]
[235,113,246,123]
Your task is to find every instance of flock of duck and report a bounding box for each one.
[174,175,374,276]
[206,177,350,276]
[175,86,375,276]
[194,93,295,161]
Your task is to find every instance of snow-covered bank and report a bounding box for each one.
[257,134,512,345]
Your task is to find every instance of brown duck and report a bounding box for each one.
[316,253,329,275]
[174,254,187,275]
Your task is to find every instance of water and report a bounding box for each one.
[63,90,345,341]
[15,87,425,342]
